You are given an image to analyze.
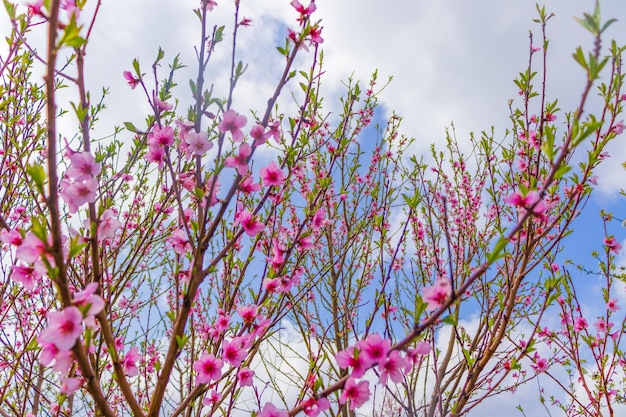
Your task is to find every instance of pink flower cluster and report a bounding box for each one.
[60,150,101,213]
[38,283,105,395]
[334,333,419,411]
[504,189,548,219]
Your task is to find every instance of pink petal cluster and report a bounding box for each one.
[339,377,370,410]
[504,190,548,218]
[260,161,285,187]
[218,109,247,142]
[239,210,265,236]
[258,402,288,417]
[224,143,252,175]
[193,352,224,384]
[60,150,100,213]
[422,278,452,311]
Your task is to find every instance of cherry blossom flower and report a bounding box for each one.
[378,350,409,384]
[186,130,212,156]
[607,298,620,312]
[59,178,98,213]
[202,390,222,406]
[39,306,84,351]
[291,0,316,16]
[202,0,217,11]
[358,333,390,365]
[504,190,548,218]
[612,120,625,135]
[38,337,74,374]
[604,236,622,255]
[422,278,452,310]
[72,282,105,320]
[122,347,141,377]
[339,377,370,410]
[531,355,548,373]
[218,109,247,142]
[237,305,258,323]
[250,124,267,145]
[145,145,165,168]
[260,161,285,187]
[193,352,224,384]
[168,229,191,255]
[60,377,82,395]
[224,142,252,175]
[97,209,121,241]
[239,210,265,236]
[335,346,369,378]
[311,208,325,231]
[0,229,23,246]
[302,397,330,417]
[239,176,261,194]
[123,71,139,89]
[66,151,101,181]
[147,124,175,147]
[221,337,247,367]
[10,264,40,290]
[573,317,588,332]
[258,403,288,417]
[237,367,255,386]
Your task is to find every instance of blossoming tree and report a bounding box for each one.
[0,1,624,416]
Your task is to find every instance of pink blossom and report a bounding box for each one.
[258,402,288,417]
[260,161,285,187]
[237,367,255,386]
[250,123,267,145]
[218,109,247,142]
[168,229,191,255]
[422,278,452,310]
[594,318,611,334]
[147,125,175,147]
[186,130,212,156]
[97,209,121,241]
[311,208,325,231]
[72,282,105,320]
[531,355,548,373]
[10,264,40,290]
[612,120,625,135]
[155,98,173,112]
[202,390,222,406]
[122,347,141,377]
[604,236,622,255]
[145,145,165,168]
[60,377,82,395]
[38,336,74,374]
[335,346,369,378]
[339,377,370,410]
[237,305,258,323]
[39,306,83,351]
[407,341,431,365]
[193,352,224,384]
[239,210,265,236]
[221,337,247,367]
[504,190,547,218]
[0,229,22,246]
[302,397,330,417]
[266,121,281,142]
[59,178,98,213]
[239,176,261,194]
[573,317,588,332]
[202,0,218,11]
[123,71,139,89]
[308,25,324,44]
[224,142,252,175]
[66,151,101,181]
[291,0,316,16]
[378,350,408,384]
[358,333,390,365]
[607,298,620,312]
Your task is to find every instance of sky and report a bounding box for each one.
[3,0,626,415]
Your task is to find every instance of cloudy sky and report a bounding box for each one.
[3,0,626,415]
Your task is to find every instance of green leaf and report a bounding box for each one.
[26,164,47,196]
[124,121,137,132]
[488,235,509,263]
[214,25,225,43]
